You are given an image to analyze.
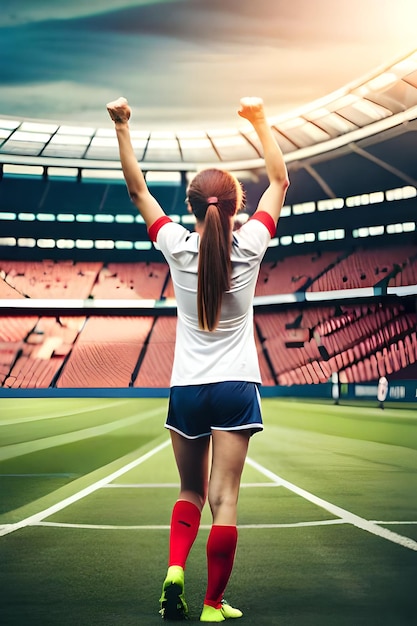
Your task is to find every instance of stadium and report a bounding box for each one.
[0,2,416,625]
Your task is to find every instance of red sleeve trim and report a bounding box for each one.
[148,216,172,242]
[249,211,276,237]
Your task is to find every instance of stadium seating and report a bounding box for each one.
[388,255,417,287]
[307,246,417,291]
[91,262,168,300]
[255,251,342,295]
[57,316,154,388]
[0,261,102,298]
[0,245,416,388]
[133,316,176,387]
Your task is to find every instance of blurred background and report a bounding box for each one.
[0,0,416,397]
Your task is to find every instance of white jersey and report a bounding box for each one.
[150,213,274,387]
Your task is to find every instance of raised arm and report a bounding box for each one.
[238,97,289,225]
[107,97,165,228]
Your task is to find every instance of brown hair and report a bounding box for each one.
[187,168,244,331]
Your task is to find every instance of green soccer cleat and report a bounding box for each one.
[200,599,243,622]
[159,565,188,621]
[220,600,243,619]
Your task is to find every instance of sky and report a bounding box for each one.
[0,0,416,131]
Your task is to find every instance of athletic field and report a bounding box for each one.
[0,397,416,626]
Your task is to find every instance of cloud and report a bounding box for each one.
[0,0,416,129]
[0,81,117,125]
[0,40,398,132]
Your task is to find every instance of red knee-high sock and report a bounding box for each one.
[204,525,238,609]
[168,500,201,569]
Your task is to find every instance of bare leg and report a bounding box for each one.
[208,430,250,525]
[170,430,211,510]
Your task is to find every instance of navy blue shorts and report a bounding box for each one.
[166,381,263,439]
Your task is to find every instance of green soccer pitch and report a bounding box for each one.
[0,397,416,625]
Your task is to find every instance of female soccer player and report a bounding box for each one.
[107,96,289,622]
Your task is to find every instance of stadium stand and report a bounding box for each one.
[0,245,416,388]
[0,316,83,388]
[0,275,25,298]
[133,316,176,387]
[91,262,169,300]
[255,251,343,295]
[307,246,417,291]
[0,261,102,298]
[56,316,154,388]
[388,254,417,287]
[0,316,38,342]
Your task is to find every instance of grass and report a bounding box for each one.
[0,397,416,625]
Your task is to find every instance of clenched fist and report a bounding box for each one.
[106,97,131,125]
[238,97,266,125]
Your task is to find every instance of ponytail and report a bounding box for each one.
[187,168,244,332]
[197,203,231,331]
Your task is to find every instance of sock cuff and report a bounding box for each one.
[172,499,201,522]
[211,525,238,537]
[207,525,238,554]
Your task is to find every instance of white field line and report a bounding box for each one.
[0,399,131,426]
[2,518,417,533]
[371,521,417,525]
[245,456,417,552]
[30,519,347,531]
[0,406,164,462]
[0,439,171,538]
